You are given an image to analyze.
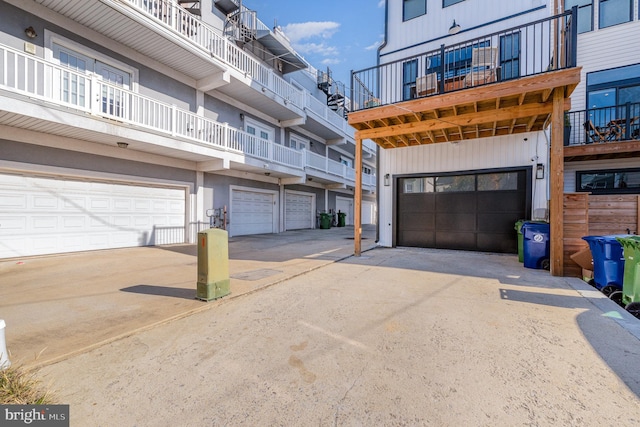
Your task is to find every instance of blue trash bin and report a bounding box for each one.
[582,235,629,295]
[522,222,550,270]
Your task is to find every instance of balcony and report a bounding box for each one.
[24,0,304,121]
[348,9,581,148]
[564,102,640,161]
[0,43,372,191]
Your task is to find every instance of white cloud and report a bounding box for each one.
[321,58,341,66]
[294,42,339,57]
[377,0,385,8]
[282,21,340,43]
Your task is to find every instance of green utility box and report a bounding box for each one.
[196,228,230,301]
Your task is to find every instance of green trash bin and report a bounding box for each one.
[614,235,640,318]
[337,212,346,227]
[319,213,331,229]
[515,220,526,263]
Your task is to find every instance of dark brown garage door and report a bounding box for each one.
[396,169,531,253]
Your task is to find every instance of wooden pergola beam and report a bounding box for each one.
[354,137,363,256]
[355,101,566,141]
[550,88,565,276]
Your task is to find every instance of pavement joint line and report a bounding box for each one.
[25,245,377,371]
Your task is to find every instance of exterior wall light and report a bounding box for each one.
[384,173,390,186]
[117,142,129,149]
[536,163,545,179]
[25,26,37,39]
[448,20,461,35]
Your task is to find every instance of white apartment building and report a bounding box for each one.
[0,0,377,258]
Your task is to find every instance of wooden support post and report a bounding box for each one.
[354,137,363,256]
[550,88,565,276]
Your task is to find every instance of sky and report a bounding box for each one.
[244,0,386,90]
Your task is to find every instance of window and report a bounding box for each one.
[425,41,489,81]
[443,0,464,6]
[48,33,136,117]
[477,172,518,191]
[565,0,593,33]
[500,32,520,80]
[54,45,130,117]
[363,166,372,175]
[577,168,640,194]
[289,134,308,151]
[340,157,353,168]
[244,117,274,141]
[403,0,426,21]
[402,177,436,193]
[599,0,632,29]
[436,175,475,192]
[402,59,418,100]
[586,64,640,128]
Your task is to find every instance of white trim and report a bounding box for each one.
[244,116,275,141]
[289,133,310,151]
[44,30,140,91]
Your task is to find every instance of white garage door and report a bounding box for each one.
[0,173,186,259]
[231,189,276,236]
[285,191,314,230]
[362,201,376,225]
[336,196,354,226]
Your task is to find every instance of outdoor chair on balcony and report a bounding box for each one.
[416,73,438,96]
[583,120,611,143]
[464,47,499,87]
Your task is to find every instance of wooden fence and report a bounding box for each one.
[563,193,640,277]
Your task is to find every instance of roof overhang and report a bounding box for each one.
[257,29,307,74]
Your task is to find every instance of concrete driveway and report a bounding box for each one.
[3,226,640,425]
[0,225,376,368]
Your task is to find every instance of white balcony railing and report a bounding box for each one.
[126,0,303,109]
[0,44,374,188]
[304,151,375,189]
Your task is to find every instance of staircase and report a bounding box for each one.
[317,68,348,118]
[178,0,201,15]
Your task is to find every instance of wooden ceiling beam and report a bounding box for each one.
[355,100,568,140]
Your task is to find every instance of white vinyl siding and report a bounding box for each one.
[572,23,640,111]
[377,133,547,247]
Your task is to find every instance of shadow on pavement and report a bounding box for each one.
[121,284,196,300]
[500,287,640,398]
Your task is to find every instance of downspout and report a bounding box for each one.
[374,0,389,244]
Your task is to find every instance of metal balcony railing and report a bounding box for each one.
[0,43,375,188]
[350,8,578,111]
[565,102,640,146]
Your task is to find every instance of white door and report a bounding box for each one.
[0,173,186,258]
[336,196,354,226]
[231,188,276,236]
[285,191,314,230]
